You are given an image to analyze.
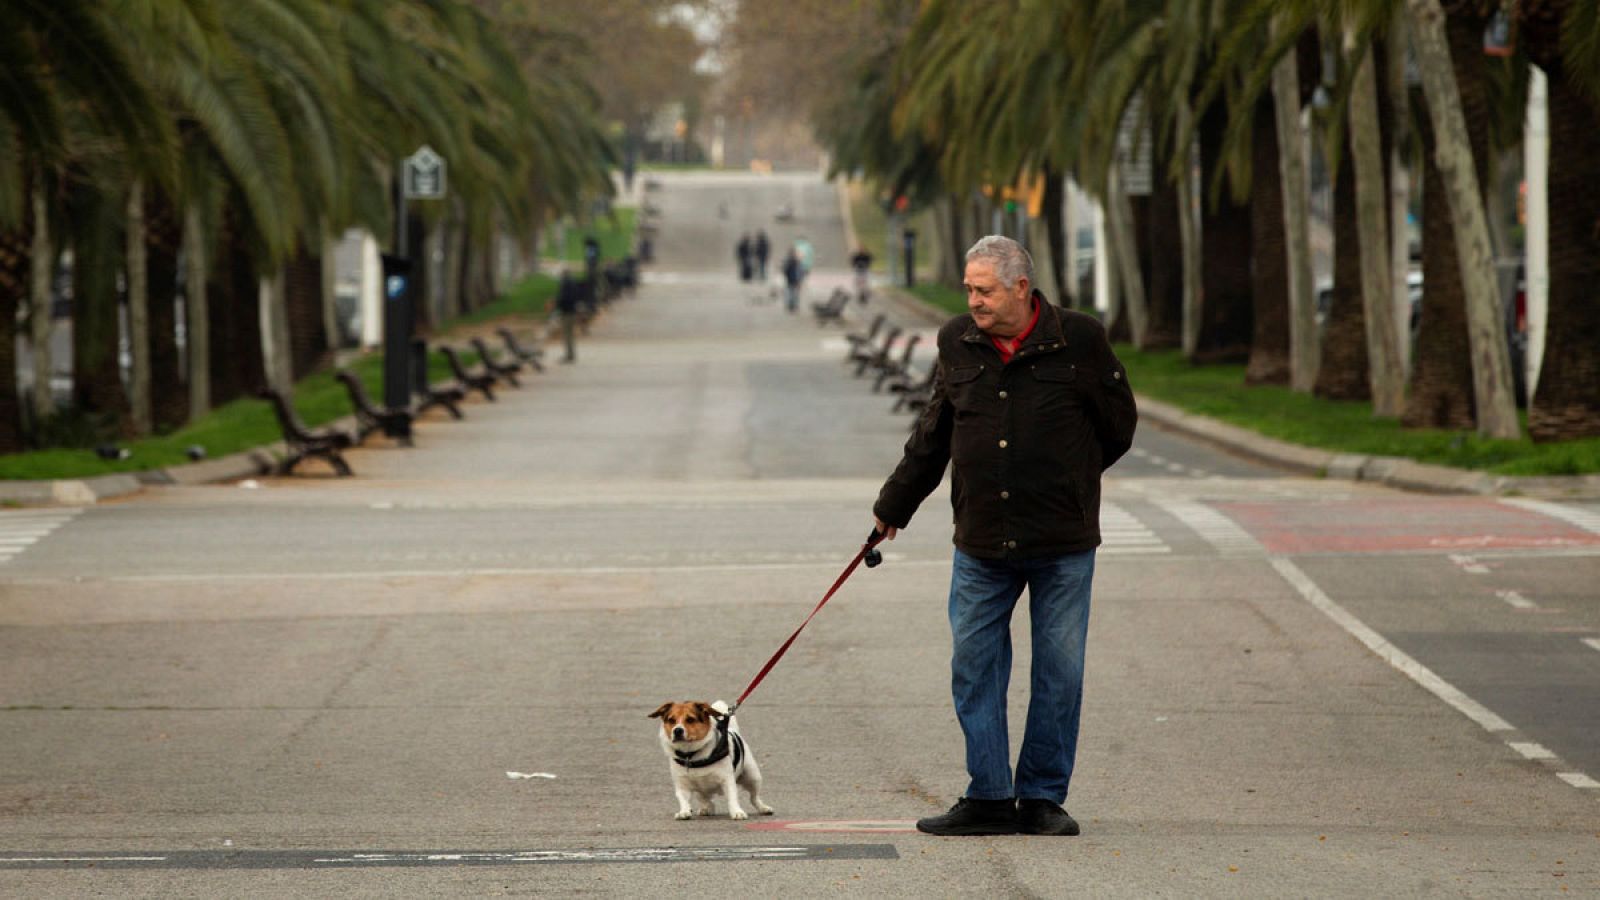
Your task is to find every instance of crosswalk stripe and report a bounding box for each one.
[1101,502,1169,555]
[0,508,81,566]
[1158,499,1266,556]
[1500,498,1600,536]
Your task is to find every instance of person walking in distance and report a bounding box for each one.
[754,229,771,280]
[554,269,584,363]
[871,235,1137,837]
[781,248,803,314]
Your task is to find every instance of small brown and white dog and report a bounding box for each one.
[648,700,773,820]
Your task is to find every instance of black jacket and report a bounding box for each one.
[873,294,1137,560]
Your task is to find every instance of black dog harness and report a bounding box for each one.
[673,718,745,770]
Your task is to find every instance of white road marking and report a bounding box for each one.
[1500,498,1600,535]
[1100,502,1170,555]
[1496,590,1538,610]
[1581,638,1600,654]
[1556,772,1600,789]
[1271,558,1514,733]
[1448,554,1490,574]
[1509,742,1557,760]
[0,508,80,565]
[1161,499,1265,556]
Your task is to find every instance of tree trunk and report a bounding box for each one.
[259,272,293,394]
[1175,100,1202,357]
[0,225,27,452]
[1347,40,1406,417]
[144,189,186,431]
[1404,11,1492,430]
[72,188,131,431]
[321,229,339,352]
[1405,0,1521,439]
[29,186,55,420]
[207,215,263,405]
[183,203,211,419]
[1105,167,1148,345]
[1272,23,1320,391]
[1247,96,1292,385]
[1142,151,1184,350]
[1195,101,1253,363]
[126,181,152,435]
[1527,70,1600,440]
[1316,136,1371,400]
[283,246,328,380]
[1041,167,1072,306]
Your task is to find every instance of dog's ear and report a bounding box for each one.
[648,702,674,719]
[698,702,726,721]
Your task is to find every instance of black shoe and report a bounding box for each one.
[916,798,1018,836]
[1017,799,1080,836]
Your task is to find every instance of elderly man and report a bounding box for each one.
[873,235,1137,836]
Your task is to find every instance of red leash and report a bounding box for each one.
[729,530,886,714]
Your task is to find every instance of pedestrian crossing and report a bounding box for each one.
[0,507,81,566]
[1159,499,1268,557]
[1099,501,1170,555]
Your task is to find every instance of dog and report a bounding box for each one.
[649,700,773,821]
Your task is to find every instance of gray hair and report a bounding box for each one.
[965,235,1035,289]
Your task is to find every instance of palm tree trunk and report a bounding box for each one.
[0,227,27,452]
[1143,149,1183,350]
[1247,96,1291,385]
[184,202,211,418]
[1347,40,1406,417]
[259,271,293,394]
[1195,101,1253,364]
[1175,100,1202,357]
[283,246,328,380]
[207,214,263,405]
[144,189,186,431]
[1316,135,1371,401]
[1405,0,1521,439]
[1041,166,1071,306]
[126,181,152,435]
[29,186,55,420]
[1105,167,1148,345]
[1272,25,1320,391]
[72,187,131,431]
[1527,70,1600,440]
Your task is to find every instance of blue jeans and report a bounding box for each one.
[947,547,1095,804]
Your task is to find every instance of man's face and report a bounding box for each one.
[964,259,1032,338]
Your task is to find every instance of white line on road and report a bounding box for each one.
[1556,772,1600,789]
[1500,498,1600,535]
[1162,499,1265,556]
[1495,590,1539,610]
[1509,742,1557,760]
[1270,557,1514,733]
[1581,638,1600,654]
[1448,554,1491,574]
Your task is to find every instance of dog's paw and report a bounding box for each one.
[674,810,694,820]
[756,803,775,816]
[729,808,749,821]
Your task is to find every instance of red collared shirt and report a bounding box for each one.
[989,299,1041,363]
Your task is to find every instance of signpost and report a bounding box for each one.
[386,146,447,436]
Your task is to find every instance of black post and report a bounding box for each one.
[902,228,918,289]
[380,253,414,440]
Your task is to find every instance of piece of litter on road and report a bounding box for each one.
[506,771,557,780]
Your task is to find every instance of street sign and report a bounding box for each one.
[402,145,447,199]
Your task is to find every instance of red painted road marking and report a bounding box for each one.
[1217,498,1600,555]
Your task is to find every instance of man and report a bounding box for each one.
[850,246,874,304]
[554,269,584,363]
[872,235,1136,837]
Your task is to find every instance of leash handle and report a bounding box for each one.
[733,530,887,710]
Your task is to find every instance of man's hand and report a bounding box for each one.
[874,517,898,541]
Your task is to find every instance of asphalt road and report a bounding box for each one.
[1,170,1596,898]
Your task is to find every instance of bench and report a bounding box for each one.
[495,326,545,373]
[853,325,902,378]
[335,370,413,445]
[845,314,887,359]
[872,333,922,392]
[439,345,499,402]
[410,338,466,419]
[259,388,354,476]
[469,336,523,386]
[811,288,850,325]
[889,362,936,413]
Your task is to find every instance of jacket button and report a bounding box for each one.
[1000,490,1010,500]
[998,390,1008,400]
[1006,540,1017,550]
[998,439,1008,449]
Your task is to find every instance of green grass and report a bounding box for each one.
[1118,344,1600,476]
[908,282,966,317]
[544,207,638,265]
[0,274,559,481]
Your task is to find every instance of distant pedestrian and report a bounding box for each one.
[754,230,771,280]
[794,235,814,278]
[737,233,754,282]
[554,270,584,363]
[781,249,803,314]
[850,246,874,303]
[871,235,1137,838]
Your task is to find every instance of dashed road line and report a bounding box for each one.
[1495,589,1538,610]
[1500,498,1600,535]
[1556,773,1600,790]
[1448,554,1490,574]
[1582,637,1600,654]
[1509,742,1557,760]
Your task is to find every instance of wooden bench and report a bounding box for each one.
[439,345,498,401]
[853,325,902,378]
[469,336,523,386]
[811,288,850,325]
[495,326,545,373]
[259,388,354,476]
[890,362,936,412]
[335,370,413,445]
[410,338,466,420]
[872,333,922,392]
[845,314,887,359]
